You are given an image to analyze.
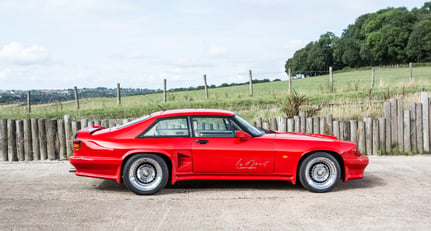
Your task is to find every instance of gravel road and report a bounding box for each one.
[1,155,431,230]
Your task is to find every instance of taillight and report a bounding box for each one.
[73,140,81,149]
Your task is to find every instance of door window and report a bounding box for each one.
[141,117,189,137]
[192,117,238,138]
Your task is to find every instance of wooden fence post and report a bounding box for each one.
[299,111,306,133]
[320,117,328,135]
[421,92,429,152]
[277,117,287,132]
[404,110,411,153]
[287,118,294,132]
[409,62,413,81]
[329,66,333,92]
[255,118,262,128]
[101,119,109,128]
[64,115,73,157]
[262,121,270,130]
[416,103,424,153]
[249,70,253,96]
[306,118,313,133]
[327,114,333,135]
[7,120,17,161]
[294,116,300,132]
[339,121,345,140]
[270,118,277,131]
[372,119,379,155]
[358,121,366,154]
[38,119,47,160]
[409,103,417,152]
[27,91,31,113]
[163,79,167,103]
[333,121,340,139]
[46,120,57,160]
[80,119,88,129]
[31,119,40,160]
[74,86,80,110]
[313,117,320,134]
[397,99,404,152]
[378,118,386,155]
[72,121,81,134]
[390,99,397,147]
[0,119,8,161]
[203,74,209,100]
[350,120,358,145]
[370,67,375,89]
[57,119,66,160]
[384,101,391,152]
[117,83,121,105]
[365,118,372,155]
[23,119,32,161]
[16,120,24,161]
[342,121,350,141]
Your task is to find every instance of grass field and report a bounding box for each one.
[1,66,430,121]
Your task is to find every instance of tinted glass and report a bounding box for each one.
[142,118,189,137]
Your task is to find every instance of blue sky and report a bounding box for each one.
[0,0,427,90]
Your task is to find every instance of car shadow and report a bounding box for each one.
[334,173,385,192]
[93,173,383,194]
[168,180,299,191]
[94,179,129,192]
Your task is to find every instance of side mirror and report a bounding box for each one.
[236,130,251,141]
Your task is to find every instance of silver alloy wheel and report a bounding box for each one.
[128,158,163,192]
[304,157,338,191]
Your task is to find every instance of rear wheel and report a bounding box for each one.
[299,152,340,193]
[123,154,169,195]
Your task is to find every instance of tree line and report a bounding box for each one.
[285,2,431,75]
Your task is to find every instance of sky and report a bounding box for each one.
[0,0,427,90]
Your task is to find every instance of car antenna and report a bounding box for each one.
[142,93,166,111]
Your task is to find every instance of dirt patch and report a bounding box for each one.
[1,156,430,230]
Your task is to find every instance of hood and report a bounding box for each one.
[261,132,338,142]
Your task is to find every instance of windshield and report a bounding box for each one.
[234,115,264,137]
[115,115,151,129]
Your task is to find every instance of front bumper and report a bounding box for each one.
[344,154,369,181]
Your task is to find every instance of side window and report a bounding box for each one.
[142,118,189,137]
[192,117,237,138]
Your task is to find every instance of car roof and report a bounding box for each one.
[151,109,235,118]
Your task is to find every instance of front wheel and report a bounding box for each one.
[299,152,341,193]
[123,154,169,195]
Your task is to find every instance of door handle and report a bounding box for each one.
[195,139,209,144]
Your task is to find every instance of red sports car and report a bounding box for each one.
[69,109,368,194]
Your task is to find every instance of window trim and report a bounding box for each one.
[136,116,191,138]
[189,115,238,138]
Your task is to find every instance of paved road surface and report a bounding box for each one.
[1,156,431,230]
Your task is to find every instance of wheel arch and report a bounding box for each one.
[117,152,173,184]
[295,150,344,185]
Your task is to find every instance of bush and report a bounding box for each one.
[280,89,321,118]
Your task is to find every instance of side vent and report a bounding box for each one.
[177,152,192,172]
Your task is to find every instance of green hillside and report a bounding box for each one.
[1,66,430,121]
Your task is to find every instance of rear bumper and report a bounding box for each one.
[344,155,369,181]
[69,155,122,182]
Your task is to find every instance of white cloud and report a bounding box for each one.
[0,42,51,65]
[208,47,228,57]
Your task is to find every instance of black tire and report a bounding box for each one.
[299,152,341,193]
[123,154,169,195]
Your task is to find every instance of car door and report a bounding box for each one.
[138,117,193,173]
[191,116,275,174]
